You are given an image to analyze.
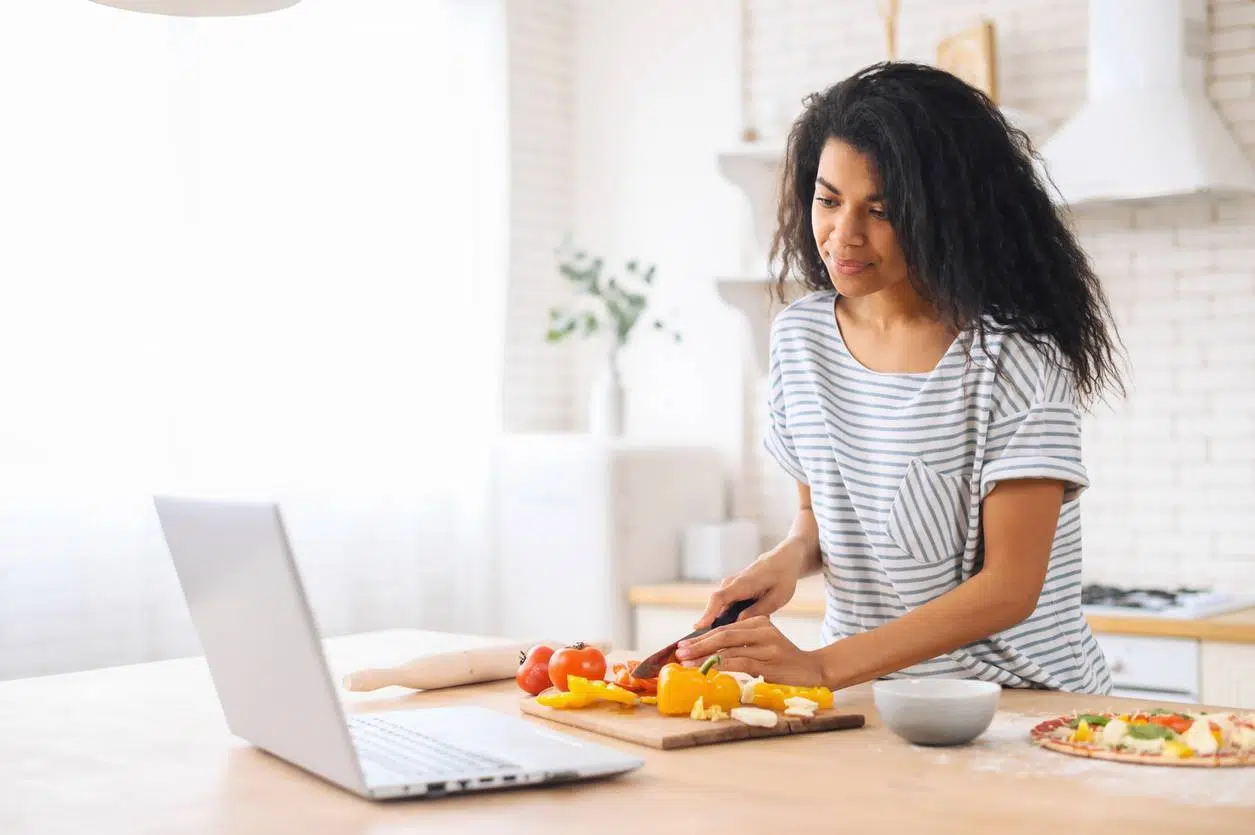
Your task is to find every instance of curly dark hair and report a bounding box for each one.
[770,61,1125,407]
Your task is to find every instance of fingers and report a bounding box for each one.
[677,617,773,660]
[705,655,759,676]
[736,591,786,622]
[692,575,750,629]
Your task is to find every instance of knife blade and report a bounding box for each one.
[629,597,757,680]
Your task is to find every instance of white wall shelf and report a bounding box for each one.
[716,139,786,270]
[714,276,807,374]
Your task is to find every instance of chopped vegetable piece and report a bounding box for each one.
[1067,713,1110,729]
[749,682,834,712]
[731,706,779,728]
[1126,722,1176,741]
[656,656,741,716]
[565,675,639,706]
[1163,740,1193,759]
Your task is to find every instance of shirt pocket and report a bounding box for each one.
[883,458,970,565]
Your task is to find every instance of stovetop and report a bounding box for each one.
[1081,584,1255,619]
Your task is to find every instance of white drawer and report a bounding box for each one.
[1094,633,1200,695]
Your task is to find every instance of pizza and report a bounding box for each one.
[1030,708,1255,767]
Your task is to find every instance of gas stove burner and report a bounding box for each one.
[1082,585,1205,609]
[1081,583,1255,619]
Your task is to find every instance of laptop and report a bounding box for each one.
[152,494,644,800]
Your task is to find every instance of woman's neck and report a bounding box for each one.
[837,280,939,333]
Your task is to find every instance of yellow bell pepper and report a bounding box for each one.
[749,682,834,712]
[535,689,596,709]
[1163,740,1193,759]
[536,676,639,709]
[656,656,741,716]
[566,676,639,706]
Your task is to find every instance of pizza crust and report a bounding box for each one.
[1029,715,1255,768]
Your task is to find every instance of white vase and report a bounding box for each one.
[588,350,625,436]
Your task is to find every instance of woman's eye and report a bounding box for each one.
[869,206,887,218]
[815,196,837,208]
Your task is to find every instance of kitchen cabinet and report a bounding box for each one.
[1093,633,1200,703]
[1200,642,1255,710]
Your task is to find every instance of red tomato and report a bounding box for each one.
[1149,715,1191,735]
[516,645,555,695]
[548,642,607,691]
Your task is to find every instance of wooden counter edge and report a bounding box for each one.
[628,583,1255,644]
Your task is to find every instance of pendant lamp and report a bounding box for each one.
[88,0,301,16]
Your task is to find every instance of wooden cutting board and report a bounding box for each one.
[519,698,865,750]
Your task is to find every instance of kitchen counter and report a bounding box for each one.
[2,629,1250,835]
[629,576,1255,643]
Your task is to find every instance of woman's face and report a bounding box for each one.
[811,138,909,298]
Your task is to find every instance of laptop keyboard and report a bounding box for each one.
[347,714,520,778]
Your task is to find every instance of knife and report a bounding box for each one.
[629,597,758,680]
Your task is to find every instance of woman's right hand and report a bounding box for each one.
[692,539,810,630]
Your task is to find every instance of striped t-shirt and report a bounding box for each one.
[764,290,1112,694]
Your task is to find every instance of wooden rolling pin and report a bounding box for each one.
[341,640,612,693]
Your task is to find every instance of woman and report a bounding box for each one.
[680,62,1124,694]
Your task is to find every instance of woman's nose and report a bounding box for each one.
[834,213,866,248]
[826,220,865,255]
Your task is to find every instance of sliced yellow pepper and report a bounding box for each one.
[535,689,596,709]
[566,676,639,706]
[1073,719,1093,743]
[1164,740,1193,759]
[749,682,834,712]
[656,656,741,716]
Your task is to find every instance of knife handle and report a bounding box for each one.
[713,597,758,627]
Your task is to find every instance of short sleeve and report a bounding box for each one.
[761,323,809,485]
[980,347,1089,503]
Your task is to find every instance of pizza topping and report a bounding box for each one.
[1123,736,1166,755]
[1183,719,1220,755]
[1100,717,1129,748]
[1208,713,1237,744]
[1235,726,1255,751]
[1162,739,1193,759]
[1146,714,1192,735]
[1067,713,1110,728]
[1071,719,1095,743]
[1126,722,1176,741]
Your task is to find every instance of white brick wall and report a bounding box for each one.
[745,0,1255,591]
[502,0,578,432]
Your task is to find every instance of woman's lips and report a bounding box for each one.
[834,258,872,275]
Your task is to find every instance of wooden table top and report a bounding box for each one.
[2,629,1251,835]
[629,576,1255,643]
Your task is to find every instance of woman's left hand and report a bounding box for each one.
[674,616,827,686]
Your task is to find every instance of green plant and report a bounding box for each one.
[545,242,681,350]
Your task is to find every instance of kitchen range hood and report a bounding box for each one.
[1038,0,1255,206]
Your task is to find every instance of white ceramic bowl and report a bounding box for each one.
[873,678,1001,746]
